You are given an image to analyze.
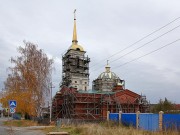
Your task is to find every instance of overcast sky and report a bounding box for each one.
[0,0,180,103]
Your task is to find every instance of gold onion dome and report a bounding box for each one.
[69,9,84,52]
[69,44,84,51]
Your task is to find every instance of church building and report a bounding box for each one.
[52,11,149,120]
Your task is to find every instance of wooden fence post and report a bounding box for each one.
[119,111,122,124]
[107,111,110,121]
[159,111,164,131]
[136,111,140,129]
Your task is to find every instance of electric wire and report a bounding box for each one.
[112,38,180,69]
[110,24,180,64]
[90,16,180,68]
[91,24,180,72]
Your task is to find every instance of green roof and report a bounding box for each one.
[78,89,115,95]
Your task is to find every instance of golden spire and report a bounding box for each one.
[72,9,78,44]
[69,9,84,51]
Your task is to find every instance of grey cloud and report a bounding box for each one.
[0,0,180,104]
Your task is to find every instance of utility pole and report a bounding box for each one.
[49,82,55,123]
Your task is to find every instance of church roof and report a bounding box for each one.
[98,62,120,80]
[98,71,119,79]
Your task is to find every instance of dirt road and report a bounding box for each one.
[0,117,46,135]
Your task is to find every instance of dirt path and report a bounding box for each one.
[0,117,46,135]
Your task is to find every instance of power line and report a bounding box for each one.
[90,16,180,69]
[91,24,180,72]
[110,24,180,64]
[112,38,180,69]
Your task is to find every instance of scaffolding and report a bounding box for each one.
[61,51,90,88]
[52,88,123,120]
[52,87,150,120]
[53,90,148,120]
[92,78,125,92]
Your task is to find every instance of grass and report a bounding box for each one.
[44,125,84,135]
[46,122,180,135]
[3,120,180,135]
[3,119,39,127]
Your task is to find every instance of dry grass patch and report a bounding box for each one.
[3,120,38,127]
[44,125,82,135]
[48,123,180,135]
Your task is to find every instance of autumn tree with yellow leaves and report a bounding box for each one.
[1,41,53,117]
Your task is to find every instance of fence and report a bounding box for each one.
[121,113,136,127]
[139,113,159,131]
[108,111,180,131]
[163,114,180,131]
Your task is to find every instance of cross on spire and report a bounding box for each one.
[107,60,109,65]
[105,60,110,72]
[74,9,76,20]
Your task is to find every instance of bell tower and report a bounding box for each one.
[61,10,90,91]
